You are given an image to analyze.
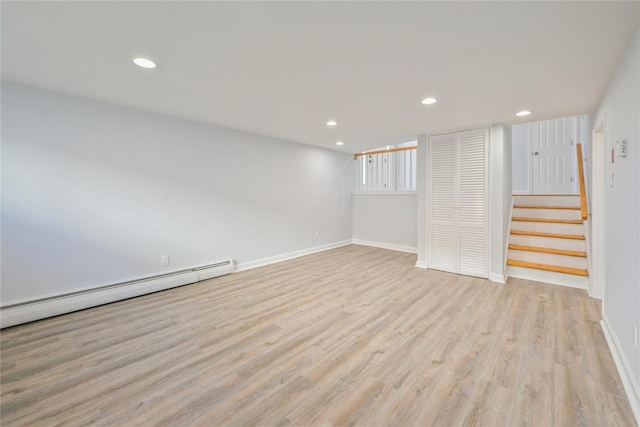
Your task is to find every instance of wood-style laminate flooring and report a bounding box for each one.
[1,245,636,426]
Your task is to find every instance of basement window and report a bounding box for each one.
[353,141,417,192]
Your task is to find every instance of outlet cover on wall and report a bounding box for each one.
[161,255,169,266]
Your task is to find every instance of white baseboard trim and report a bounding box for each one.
[352,191,418,196]
[489,273,506,284]
[351,239,417,254]
[415,260,429,269]
[601,314,640,425]
[234,240,353,272]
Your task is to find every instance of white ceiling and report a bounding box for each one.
[2,1,638,153]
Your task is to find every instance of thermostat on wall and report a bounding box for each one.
[617,138,628,157]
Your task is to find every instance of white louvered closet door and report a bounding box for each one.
[428,128,489,278]
[456,129,489,277]
[427,133,456,273]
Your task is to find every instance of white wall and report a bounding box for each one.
[578,113,593,201]
[594,27,640,410]
[511,123,530,194]
[1,82,353,305]
[416,136,428,267]
[489,124,510,283]
[352,193,417,252]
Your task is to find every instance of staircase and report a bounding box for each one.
[506,194,589,289]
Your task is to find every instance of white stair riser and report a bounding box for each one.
[513,195,580,207]
[506,266,589,289]
[508,250,588,270]
[511,221,584,235]
[513,208,582,220]
[509,234,586,251]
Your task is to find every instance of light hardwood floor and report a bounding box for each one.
[1,245,636,426]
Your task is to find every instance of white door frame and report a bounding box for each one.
[590,115,606,300]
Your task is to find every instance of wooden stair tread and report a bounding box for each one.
[512,217,583,224]
[508,244,586,257]
[514,205,581,210]
[507,259,588,276]
[510,230,585,240]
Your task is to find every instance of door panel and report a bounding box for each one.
[457,129,489,277]
[531,117,576,194]
[428,133,456,272]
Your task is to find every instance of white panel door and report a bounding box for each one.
[456,129,489,277]
[531,117,576,194]
[428,133,456,273]
[428,129,488,278]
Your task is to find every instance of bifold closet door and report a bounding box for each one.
[427,132,457,273]
[428,128,489,278]
[456,129,489,277]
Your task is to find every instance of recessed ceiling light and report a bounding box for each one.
[336,141,344,146]
[133,57,156,69]
[421,97,437,105]
[516,110,532,117]
[326,120,338,126]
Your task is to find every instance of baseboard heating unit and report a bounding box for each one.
[0,259,233,329]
